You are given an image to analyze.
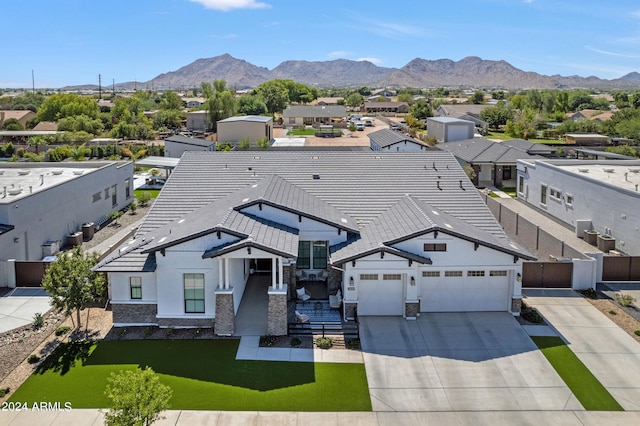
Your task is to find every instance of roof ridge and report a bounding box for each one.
[404,194,436,227]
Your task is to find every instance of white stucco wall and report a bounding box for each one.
[381,141,427,152]
[109,272,158,304]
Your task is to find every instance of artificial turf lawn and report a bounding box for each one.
[531,336,623,411]
[9,340,371,411]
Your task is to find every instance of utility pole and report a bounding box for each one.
[98,74,102,99]
[112,78,115,96]
[32,70,35,93]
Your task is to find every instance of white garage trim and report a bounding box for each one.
[357,273,404,316]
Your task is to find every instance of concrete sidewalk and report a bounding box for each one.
[0,288,52,333]
[524,288,640,411]
[2,408,640,425]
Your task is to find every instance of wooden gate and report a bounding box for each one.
[15,261,49,287]
[522,262,573,288]
[602,257,640,281]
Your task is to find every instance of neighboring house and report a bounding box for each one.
[427,117,475,143]
[0,161,134,286]
[183,97,206,109]
[565,110,612,122]
[363,102,409,114]
[437,137,543,187]
[368,129,430,152]
[0,110,36,129]
[501,138,557,157]
[435,104,489,131]
[186,110,208,131]
[315,97,343,106]
[217,115,273,146]
[164,135,215,158]
[565,133,609,146]
[282,105,347,126]
[96,151,533,335]
[516,159,640,255]
[31,121,58,131]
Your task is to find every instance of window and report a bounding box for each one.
[549,187,561,200]
[125,179,131,199]
[111,184,117,207]
[489,270,508,277]
[503,166,512,181]
[184,273,205,313]
[92,192,101,203]
[104,187,110,198]
[540,184,547,205]
[360,274,379,280]
[312,241,328,269]
[518,176,524,194]
[422,271,441,277]
[297,241,310,269]
[423,243,447,252]
[383,274,401,280]
[129,276,142,299]
[566,194,573,206]
[467,270,485,277]
[445,271,463,277]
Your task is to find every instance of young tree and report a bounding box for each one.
[203,80,236,132]
[42,246,106,330]
[408,99,433,120]
[104,367,172,426]
[344,93,364,110]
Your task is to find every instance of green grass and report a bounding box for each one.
[486,131,556,144]
[288,129,343,136]
[134,189,160,199]
[532,336,623,411]
[9,340,371,411]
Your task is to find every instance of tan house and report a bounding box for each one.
[217,115,273,145]
[363,102,409,114]
[0,110,36,129]
[565,133,609,146]
[282,105,346,126]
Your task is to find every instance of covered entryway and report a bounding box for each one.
[357,273,403,316]
[420,274,509,312]
[234,274,270,336]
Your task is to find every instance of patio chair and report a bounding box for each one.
[295,269,309,282]
[329,289,342,309]
[316,270,329,282]
[295,310,311,323]
[296,286,311,304]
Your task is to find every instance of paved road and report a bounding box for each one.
[359,313,578,412]
[524,289,640,411]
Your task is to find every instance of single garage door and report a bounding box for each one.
[420,271,509,312]
[358,273,404,316]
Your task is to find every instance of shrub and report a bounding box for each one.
[259,335,277,347]
[522,308,544,324]
[32,312,44,329]
[635,330,640,337]
[27,354,41,364]
[118,328,128,338]
[346,338,361,350]
[315,337,333,349]
[165,327,174,337]
[580,288,597,299]
[0,387,10,398]
[290,337,302,347]
[615,292,636,307]
[128,199,138,214]
[136,191,152,207]
[55,326,71,336]
[608,310,617,315]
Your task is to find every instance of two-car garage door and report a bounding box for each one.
[357,273,404,316]
[420,271,510,312]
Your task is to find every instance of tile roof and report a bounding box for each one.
[368,129,429,149]
[97,151,532,271]
[164,134,214,147]
[437,138,541,164]
[218,115,272,123]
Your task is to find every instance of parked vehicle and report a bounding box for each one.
[355,121,365,131]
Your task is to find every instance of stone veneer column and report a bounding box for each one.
[327,267,343,294]
[511,297,522,316]
[344,302,357,321]
[405,301,419,320]
[267,284,288,336]
[214,287,234,336]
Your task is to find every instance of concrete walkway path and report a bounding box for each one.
[0,288,52,333]
[524,288,640,411]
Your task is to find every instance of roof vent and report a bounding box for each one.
[603,168,615,173]
[629,168,640,173]
[312,156,319,159]
[51,170,63,175]
[73,170,84,175]
[17,170,30,176]
[578,168,589,173]
[312,174,320,180]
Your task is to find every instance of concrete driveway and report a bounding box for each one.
[0,288,51,333]
[360,312,580,412]
[524,289,640,411]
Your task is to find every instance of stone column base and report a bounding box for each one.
[511,297,522,316]
[405,300,420,320]
[214,287,235,336]
[267,285,288,336]
[344,302,357,321]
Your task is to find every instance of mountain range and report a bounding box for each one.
[75,54,640,91]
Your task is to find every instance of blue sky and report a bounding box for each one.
[3,0,640,88]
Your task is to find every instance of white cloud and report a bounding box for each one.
[523,0,533,4]
[190,0,270,12]
[585,45,640,59]
[223,33,238,39]
[356,57,382,65]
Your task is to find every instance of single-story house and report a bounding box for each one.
[0,110,36,129]
[363,102,409,114]
[315,97,343,106]
[217,115,273,146]
[437,137,544,187]
[164,135,215,158]
[282,105,347,126]
[186,110,209,131]
[565,133,609,146]
[183,97,206,109]
[368,129,430,152]
[427,117,475,143]
[96,151,533,336]
[435,104,489,131]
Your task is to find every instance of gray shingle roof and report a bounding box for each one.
[218,115,272,123]
[368,129,429,150]
[282,105,346,118]
[164,135,214,147]
[438,138,541,164]
[97,151,532,272]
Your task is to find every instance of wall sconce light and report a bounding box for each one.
[516,273,522,282]
[349,276,354,286]
[410,276,416,286]
[13,237,19,243]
